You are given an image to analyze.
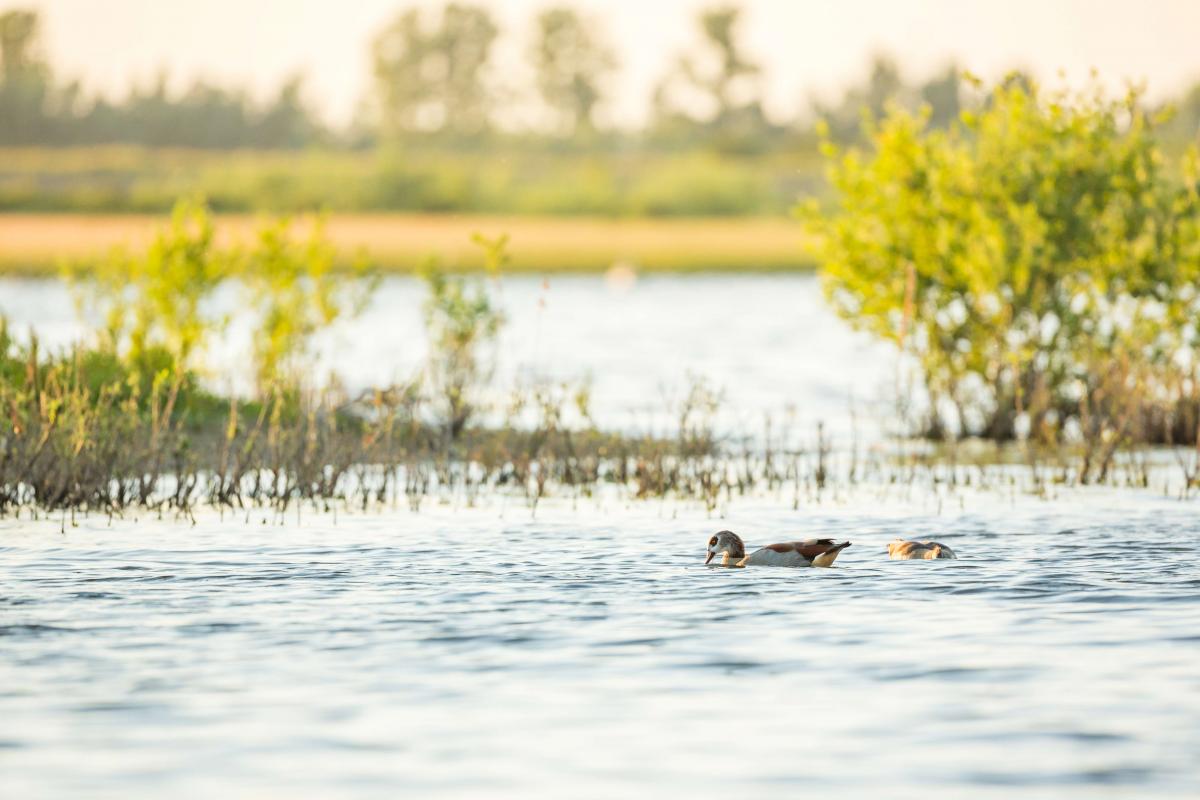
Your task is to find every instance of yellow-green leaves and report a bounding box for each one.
[68,198,228,378]
[420,234,509,439]
[68,198,380,399]
[806,76,1200,444]
[238,214,377,393]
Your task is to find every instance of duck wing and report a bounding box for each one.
[750,539,850,567]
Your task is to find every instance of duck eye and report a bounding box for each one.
[708,537,717,546]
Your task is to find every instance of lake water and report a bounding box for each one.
[0,273,896,435]
[2,275,1199,797]
[2,497,1199,798]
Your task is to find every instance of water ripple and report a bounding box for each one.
[1,500,1198,798]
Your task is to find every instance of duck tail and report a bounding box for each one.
[812,541,850,567]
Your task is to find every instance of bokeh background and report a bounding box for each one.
[2,1,1199,275]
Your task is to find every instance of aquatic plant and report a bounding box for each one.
[236,214,378,393]
[66,198,229,380]
[418,233,507,441]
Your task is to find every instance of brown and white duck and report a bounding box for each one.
[705,530,851,568]
[887,540,957,560]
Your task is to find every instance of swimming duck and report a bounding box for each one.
[887,540,957,560]
[705,530,851,568]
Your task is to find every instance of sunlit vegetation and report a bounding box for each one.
[0,202,744,516]
[7,5,1200,513]
[0,145,818,216]
[805,76,1200,482]
[6,195,1199,519]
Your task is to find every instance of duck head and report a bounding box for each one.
[706,530,746,564]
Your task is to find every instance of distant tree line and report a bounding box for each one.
[3,4,1199,151]
[0,9,322,148]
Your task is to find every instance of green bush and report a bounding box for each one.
[804,76,1200,473]
[419,234,507,440]
[65,198,378,398]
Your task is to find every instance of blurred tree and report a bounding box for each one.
[657,4,758,131]
[370,10,429,135]
[689,5,760,123]
[371,3,498,139]
[919,65,961,129]
[811,53,907,142]
[863,55,903,116]
[530,7,616,136]
[0,8,52,144]
[0,8,322,149]
[1163,80,1200,144]
[254,75,320,148]
[651,4,773,149]
[439,4,498,136]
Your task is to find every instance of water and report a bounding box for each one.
[2,496,1199,798]
[0,274,895,434]
[2,274,1199,796]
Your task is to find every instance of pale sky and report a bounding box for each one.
[24,0,1200,127]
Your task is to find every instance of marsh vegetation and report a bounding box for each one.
[3,69,1200,515]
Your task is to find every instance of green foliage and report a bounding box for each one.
[531,7,617,135]
[66,198,379,398]
[237,215,378,391]
[420,236,507,439]
[0,145,809,217]
[805,76,1200,470]
[68,198,228,374]
[371,3,498,139]
[0,9,52,144]
[629,153,771,215]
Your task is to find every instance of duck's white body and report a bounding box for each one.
[887,540,957,560]
[706,531,850,568]
[740,543,848,567]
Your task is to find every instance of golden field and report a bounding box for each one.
[0,213,815,275]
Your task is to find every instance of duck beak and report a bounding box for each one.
[705,551,714,564]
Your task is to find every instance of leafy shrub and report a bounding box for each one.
[66,198,379,398]
[237,215,378,391]
[419,234,508,440]
[804,76,1200,474]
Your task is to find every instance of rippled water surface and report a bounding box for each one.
[3,274,1199,795]
[3,497,1199,798]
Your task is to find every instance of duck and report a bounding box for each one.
[887,539,957,560]
[705,530,851,568]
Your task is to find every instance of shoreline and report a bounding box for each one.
[0,213,817,276]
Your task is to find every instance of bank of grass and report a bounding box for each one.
[0,145,825,217]
[0,213,817,276]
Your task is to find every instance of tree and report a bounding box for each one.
[255,75,321,148]
[371,3,499,138]
[919,65,961,129]
[652,4,766,141]
[810,54,907,142]
[1165,80,1200,144]
[804,77,1200,464]
[0,9,52,144]
[530,7,616,136]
